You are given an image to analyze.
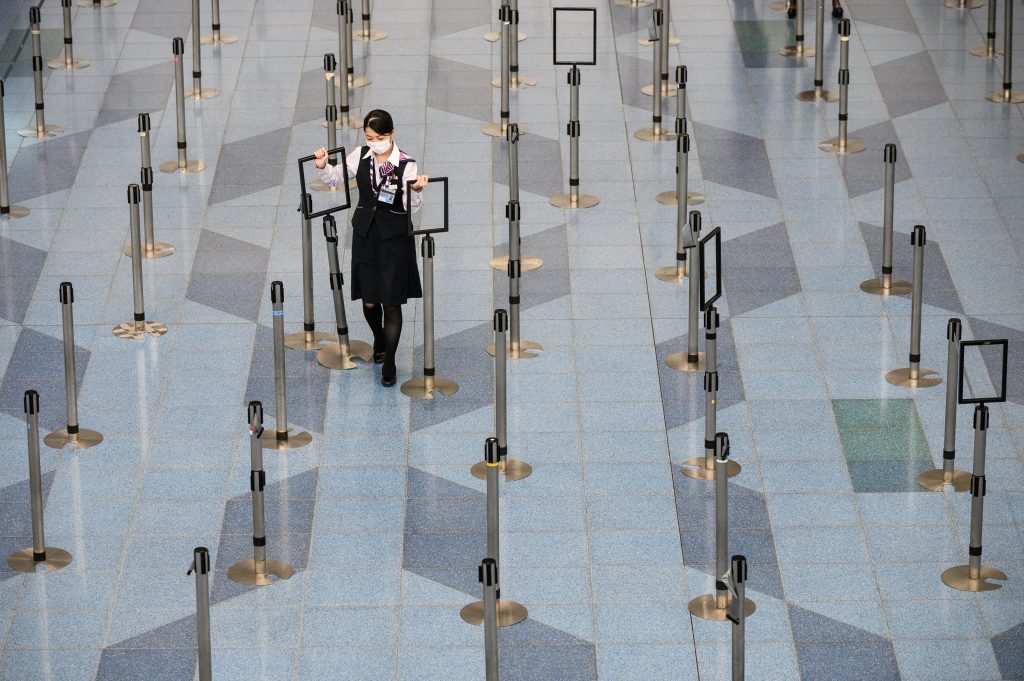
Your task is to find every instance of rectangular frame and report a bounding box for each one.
[699,226,722,311]
[297,146,352,220]
[958,338,1008,404]
[552,7,597,66]
[406,176,449,236]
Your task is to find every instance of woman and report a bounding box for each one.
[314,109,428,386]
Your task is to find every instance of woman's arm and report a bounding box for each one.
[403,161,424,212]
[314,147,361,186]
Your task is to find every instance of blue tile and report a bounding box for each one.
[893,640,1001,681]
[302,607,396,647]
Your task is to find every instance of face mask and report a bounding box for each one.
[368,138,392,155]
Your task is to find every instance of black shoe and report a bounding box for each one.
[381,373,397,387]
[832,2,843,17]
[786,1,796,18]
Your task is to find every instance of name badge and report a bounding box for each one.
[378,185,396,204]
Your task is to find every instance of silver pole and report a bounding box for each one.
[175,38,187,167]
[337,1,350,118]
[248,401,267,576]
[837,21,849,148]
[703,308,719,473]
[318,215,373,370]
[730,555,747,681]
[128,185,146,331]
[986,0,1023,102]
[813,0,824,97]
[659,0,670,95]
[569,66,580,205]
[326,54,338,159]
[675,134,690,277]
[481,558,500,681]
[271,281,290,442]
[500,7,510,133]
[301,194,316,341]
[19,7,63,138]
[485,437,500,578]
[715,433,730,611]
[973,0,998,57]
[968,405,988,580]
[652,9,663,136]
[508,123,519,202]
[494,310,508,451]
[507,207,523,354]
[882,145,896,289]
[192,0,202,96]
[422,236,436,381]
[139,115,155,251]
[26,391,45,559]
[60,283,79,435]
[908,225,925,381]
[188,547,213,681]
[49,0,89,69]
[362,0,371,38]
[0,81,29,218]
[942,320,962,480]
[687,210,702,364]
[509,0,521,87]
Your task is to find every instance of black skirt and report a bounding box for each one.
[349,216,422,306]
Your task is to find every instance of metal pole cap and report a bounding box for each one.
[0,80,4,98]
[838,18,851,37]
[421,234,435,258]
[493,309,509,333]
[23,390,40,415]
[506,123,519,143]
[172,37,184,55]
[689,210,702,234]
[883,143,897,164]
[187,546,211,576]
[947,318,962,342]
[911,224,926,247]
[63,0,72,7]
[485,437,500,465]
[479,558,498,586]
[715,432,730,460]
[323,214,338,240]
[137,113,151,133]
[30,6,41,26]
[270,280,284,305]
[676,65,687,86]
[498,4,512,22]
[971,474,986,498]
[59,281,74,305]
[127,184,141,204]
[679,133,690,153]
[324,53,337,73]
[704,306,719,331]
[299,193,313,214]
[731,555,747,583]
[974,403,989,430]
[248,400,263,428]
[336,0,346,16]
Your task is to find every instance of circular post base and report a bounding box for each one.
[859,278,913,296]
[655,265,707,283]
[18,124,63,139]
[486,340,543,360]
[200,34,240,45]
[260,429,313,451]
[1018,154,1024,163]
[227,559,295,585]
[187,88,220,100]
[916,468,972,492]
[1,205,31,219]
[7,547,72,573]
[492,76,538,89]
[780,45,815,58]
[941,564,1007,592]
[47,58,90,70]
[471,458,533,481]
[884,367,942,388]
[77,0,116,6]
[353,30,388,42]
[158,159,206,174]
[349,76,371,89]
[640,83,679,97]
[679,456,741,480]
[484,31,527,42]
[317,339,374,369]
[284,330,335,351]
[944,0,983,8]
[400,376,460,399]
[796,89,839,102]
[482,122,528,138]
[639,36,680,47]
[666,351,713,373]
[43,428,103,451]
[323,118,363,130]
[122,242,175,258]
[969,44,1002,57]
[986,90,1024,104]
[768,1,787,9]
[688,594,756,621]
[614,0,653,7]
[490,255,542,272]
[112,321,168,340]
[819,138,867,154]
[634,128,679,142]
[655,190,706,206]
[460,598,528,626]
[549,193,600,209]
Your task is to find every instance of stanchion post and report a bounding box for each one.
[641,0,676,96]
[228,402,296,585]
[402,234,459,398]
[820,20,865,153]
[48,0,90,69]
[187,547,213,681]
[353,0,387,41]
[550,9,598,209]
[656,66,705,208]
[728,555,747,681]
[971,0,1002,58]
[112,185,168,340]
[666,211,709,372]
[781,0,813,57]
[861,144,912,296]
[795,0,837,102]
[18,7,63,139]
[478,311,534,479]
[159,38,206,173]
[261,282,313,450]
[499,0,535,88]
[918,318,972,491]
[285,194,334,351]
[463,438,529,624]
[483,8,523,137]
[189,0,219,99]
[986,0,1023,103]
[7,391,73,573]
[312,55,345,193]
[44,283,103,451]
[635,9,678,141]
[338,0,370,89]
[490,125,538,270]
[0,81,30,219]
[127,114,174,257]
[885,225,942,388]
[481,558,500,681]
[201,0,238,45]
[317,215,374,369]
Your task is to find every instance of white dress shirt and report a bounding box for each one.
[317,145,423,212]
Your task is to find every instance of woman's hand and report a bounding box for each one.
[313,147,328,170]
[411,174,429,191]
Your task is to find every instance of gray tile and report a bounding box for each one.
[0,235,46,324]
[873,51,948,120]
[694,122,777,199]
[208,127,292,205]
[859,222,964,314]
[427,56,492,123]
[96,647,195,681]
[8,130,91,202]
[491,133,563,200]
[245,326,329,434]
[839,121,912,199]
[0,328,90,431]
[185,230,270,322]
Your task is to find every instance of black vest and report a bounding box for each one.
[351,147,412,240]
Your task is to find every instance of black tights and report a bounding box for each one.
[363,303,402,376]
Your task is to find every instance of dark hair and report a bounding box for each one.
[363,109,394,135]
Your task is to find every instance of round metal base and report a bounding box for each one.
[679,456,742,480]
[1,205,30,219]
[482,122,528,138]
[7,547,72,573]
[666,351,713,372]
[349,75,371,89]
[796,89,839,102]
[969,45,1002,57]
[122,242,175,258]
[471,458,533,481]
[353,30,388,41]
[614,0,652,7]
[688,594,757,621]
[634,128,679,142]
[317,339,374,369]
[323,118,363,130]
[549,193,599,209]
[18,124,63,138]
[819,138,867,154]
[284,330,335,351]
[655,190,705,206]
[917,468,972,493]
[490,255,542,272]
[1019,154,1024,163]
[484,31,527,42]
[986,90,1024,104]
[200,34,239,45]
[941,564,1007,592]
[655,265,707,283]
[260,429,313,451]
[640,83,679,96]
[78,0,116,6]
[311,179,345,193]
[460,598,529,626]
[158,159,206,174]
[780,45,815,58]
[227,559,295,585]
[885,367,942,389]
[47,58,90,70]
[112,321,168,340]
[944,0,983,8]
[187,88,220,100]
[639,36,680,47]
[859,278,913,296]
[43,428,103,451]
[400,376,460,399]
[492,76,538,89]
[768,1,787,9]
[486,340,543,360]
